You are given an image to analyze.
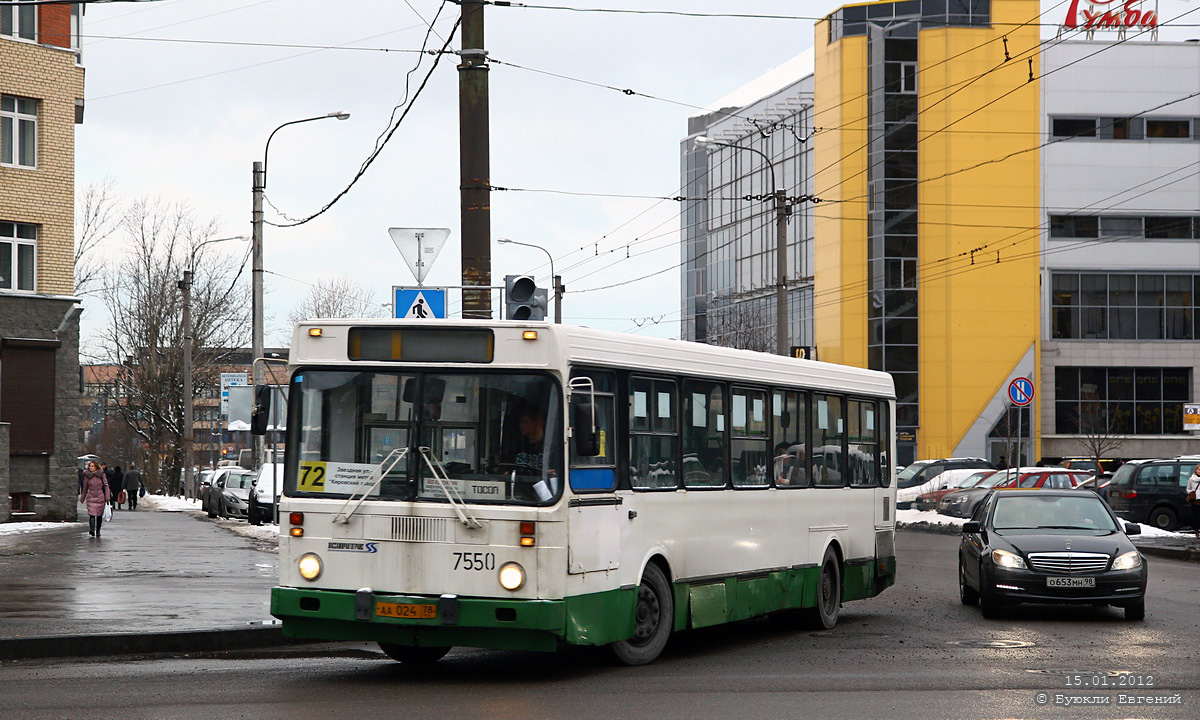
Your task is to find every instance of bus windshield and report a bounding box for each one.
[288,369,563,506]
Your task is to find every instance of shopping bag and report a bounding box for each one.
[118,489,128,506]
[103,504,112,522]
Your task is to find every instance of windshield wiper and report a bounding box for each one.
[418,448,482,530]
[334,447,409,525]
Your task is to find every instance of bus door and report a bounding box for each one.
[566,370,621,574]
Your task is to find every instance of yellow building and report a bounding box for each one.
[813,0,1042,464]
[0,2,85,521]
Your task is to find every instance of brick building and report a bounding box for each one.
[0,3,84,521]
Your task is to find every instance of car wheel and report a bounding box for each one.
[959,559,979,605]
[205,496,217,518]
[1147,506,1177,531]
[378,643,451,664]
[978,565,1003,619]
[1124,599,1145,621]
[610,562,673,665]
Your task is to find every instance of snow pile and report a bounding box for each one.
[140,494,204,513]
[897,507,1187,539]
[0,521,77,536]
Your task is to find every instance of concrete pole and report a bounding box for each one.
[774,189,790,356]
[459,0,492,318]
[180,269,193,498]
[251,161,264,471]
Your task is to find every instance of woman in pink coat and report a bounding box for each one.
[79,460,110,537]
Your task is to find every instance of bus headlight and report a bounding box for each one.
[498,562,525,591]
[298,553,323,581]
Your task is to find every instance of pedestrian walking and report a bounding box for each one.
[109,464,125,511]
[1186,463,1200,539]
[79,460,110,538]
[114,465,126,509]
[125,466,143,510]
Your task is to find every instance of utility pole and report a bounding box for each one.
[459,0,492,318]
[179,269,194,498]
[774,189,790,356]
[251,161,264,471]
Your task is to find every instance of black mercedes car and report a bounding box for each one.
[958,489,1148,620]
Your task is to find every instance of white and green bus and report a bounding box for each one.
[263,319,897,665]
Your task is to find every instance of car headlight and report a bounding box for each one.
[1112,551,1142,570]
[950,496,968,504]
[991,549,1027,569]
[298,553,323,581]
[498,562,525,591]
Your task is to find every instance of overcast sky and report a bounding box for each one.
[73,0,1198,346]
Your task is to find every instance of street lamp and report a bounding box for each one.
[497,237,561,323]
[180,235,249,499]
[694,135,791,356]
[251,111,350,470]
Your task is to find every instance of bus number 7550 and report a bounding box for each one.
[453,552,496,571]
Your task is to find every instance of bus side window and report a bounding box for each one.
[813,394,845,487]
[683,380,726,488]
[630,377,679,490]
[569,372,617,492]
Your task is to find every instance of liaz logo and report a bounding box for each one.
[326,541,379,553]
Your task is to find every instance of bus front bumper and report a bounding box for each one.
[271,586,633,652]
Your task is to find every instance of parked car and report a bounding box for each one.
[201,467,256,519]
[1105,456,1200,531]
[958,489,1147,620]
[898,467,991,509]
[248,463,284,526]
[895,458,996,497]
[914,469,996,511]
[939,467,1091,518]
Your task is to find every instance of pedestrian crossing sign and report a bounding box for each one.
[393,287,447,319]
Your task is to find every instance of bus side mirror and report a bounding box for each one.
[573,401,600,457]
[250,384,271,436]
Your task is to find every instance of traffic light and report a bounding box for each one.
[504,275,548,320]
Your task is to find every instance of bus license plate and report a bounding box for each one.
[1046,577,1095,588]
[375,602,437,619]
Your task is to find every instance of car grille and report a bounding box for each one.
[1027,552,1109,573]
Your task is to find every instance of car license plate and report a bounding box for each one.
[1046,576,1095,588]
[375,602,437,619]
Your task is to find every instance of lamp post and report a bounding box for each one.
[695,136,791,356]
[251,111,349,470]
[496,237,561,323]
[180,235,249,499]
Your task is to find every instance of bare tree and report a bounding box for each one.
[91,198,251,491]
[74,178,122,297]
[287,275,384,326]
[706,297,775,353]
[1076,401,1128,471]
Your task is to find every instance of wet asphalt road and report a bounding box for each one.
[2,531,1198,719]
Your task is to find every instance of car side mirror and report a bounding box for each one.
[1124,522,1141,536]
[962,521,981,534]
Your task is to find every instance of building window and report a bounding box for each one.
[0,1,36,41]
[1055,367,1190,435]
[1052,116,1195,141]
[1,95,38,168]
[1049,214,1197,240]
[1051,272,1196,341]
[0,221,37,292]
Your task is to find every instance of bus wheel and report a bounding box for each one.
[804,547,842,630]
[378,643,451,664]
[610,563,673,666]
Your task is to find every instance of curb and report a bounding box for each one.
[0,625,307,662]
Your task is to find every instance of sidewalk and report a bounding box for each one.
[0,497,289,660]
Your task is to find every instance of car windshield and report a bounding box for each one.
[991,495,1119,532]
[896,461,933,489]
[957,470,994,489]
[225,473,254,490]
[976,471,1016,489]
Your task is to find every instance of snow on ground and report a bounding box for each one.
[0,521,77,536]
[140,493,279,548]
[140,494,204,513]
[896,507,1188,538]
